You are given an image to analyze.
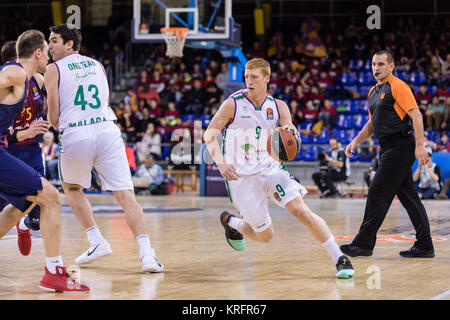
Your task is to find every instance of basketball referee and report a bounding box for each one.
[340,50,434,258]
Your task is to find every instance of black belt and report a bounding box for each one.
[377,130,413,146]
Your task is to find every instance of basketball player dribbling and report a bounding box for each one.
[0,40,50,256]
[204,58,355,278]
[0,30,88,293]
[45,24,163,273]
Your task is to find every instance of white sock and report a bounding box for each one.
[86,226,104,246]
[321,236,343,265]
[136,234,152,259]
[46,256,64,274]
[19,217,29,231]
[228,217,243,233]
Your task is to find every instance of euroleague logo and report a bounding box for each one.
[266,108,274,120]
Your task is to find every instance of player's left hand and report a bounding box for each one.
[281,123,300,139]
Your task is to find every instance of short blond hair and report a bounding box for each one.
[245,58,271,77]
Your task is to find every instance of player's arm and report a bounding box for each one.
[408,108,429,165]
[44,63,60,129]
[0,65,26,88]
[34,72,45,89]
[204,98,240,181]
[276,99,299,137]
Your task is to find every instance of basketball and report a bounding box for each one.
[267,128,301,162]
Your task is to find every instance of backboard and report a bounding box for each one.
[132,0,233,43]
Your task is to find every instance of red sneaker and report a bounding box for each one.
[39,266,90,294]
[16,223,31,256]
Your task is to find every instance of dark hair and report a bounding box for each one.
[16,30,45,59]
[374,50,394,64]
[49,24,82,51]
[1,41,17,63]
[330,137,339,143]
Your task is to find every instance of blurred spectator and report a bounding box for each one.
[247,40,266,59]
[205,83,221,114]
[156,117,171,143]
[318,99,337,129]
[148,98,163,121]
[136,106,151,139]
[441,97,450,130]
[435,178,450,200]
[308,86,324,108]
[164,101,179,122]
[415,85,432,106]
[123,137,137,175]
[215,62,228,91]
[425,95,444,130]
[291,84,306,108]
[203,68,216,87]
[41,131,59,184]
[413,153,442,199]
[184,78,207,114]
[118,104,138,142]
[437,132,450,153]
[138,83,160,104]
[124,88,139,112]
[136,122,162,162]
[149,70,166,94]
[435,83,450,104]
[442,53,450,76]
[303,99,318,123]
[134,70,150,91]
[135,154,168,195]
[290,99,304,126]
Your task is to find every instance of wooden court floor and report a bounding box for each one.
[1,192,450,300]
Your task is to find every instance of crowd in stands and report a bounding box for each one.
[109,16,449,167]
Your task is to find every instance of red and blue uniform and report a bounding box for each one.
[0,62,43,215]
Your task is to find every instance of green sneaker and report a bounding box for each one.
[336,255,355,279]
[220,211,246,251]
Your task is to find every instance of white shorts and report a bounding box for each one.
[58,121,133,191]
[226,167,307,232]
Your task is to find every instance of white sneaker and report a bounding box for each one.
[141,249,164,273]
[75,240,112,264]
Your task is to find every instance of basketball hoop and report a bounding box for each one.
[160,27,189,58]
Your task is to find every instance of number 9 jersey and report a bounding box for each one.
[54,53,117,131]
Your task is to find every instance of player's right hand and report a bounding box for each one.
[217,163,240,181]
[345,141,357,158]
[27,120,50,138]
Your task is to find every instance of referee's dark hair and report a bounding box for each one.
[374,50,394,64]
[49,24,82,51]
[1,40,17,63]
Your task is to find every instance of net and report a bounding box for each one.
[160,27,189,58]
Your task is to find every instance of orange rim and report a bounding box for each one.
[160,27,189,40]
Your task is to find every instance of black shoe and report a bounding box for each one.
[399,246,435,258]
[220,211,246,251]
[336,255,355,279]
[340,244,373,257]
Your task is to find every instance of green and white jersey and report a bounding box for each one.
[223,89,280,176]
[54,53,116,131]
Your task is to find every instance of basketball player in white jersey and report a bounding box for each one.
[204,58,354,278]
[45,24,163,273]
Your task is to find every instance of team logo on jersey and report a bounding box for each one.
[273,192,281,201]
[32,86,38,94]
[380,92,385,99]
[266,108,274,120]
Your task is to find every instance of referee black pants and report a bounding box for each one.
[352,135,434,251]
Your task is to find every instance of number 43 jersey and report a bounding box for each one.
[54,53,117,131]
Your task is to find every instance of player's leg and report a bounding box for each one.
[94,122,163,272]
[113,190,163,272]
[63,181,113,264]
[270,169,354,278]
[0,204,27,238]
[58,127,112,264]
[32,178,89,293]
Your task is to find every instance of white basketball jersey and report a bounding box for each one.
[223,89,280,176]
[54,53,116,131]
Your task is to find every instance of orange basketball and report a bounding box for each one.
[267,128,301,162]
